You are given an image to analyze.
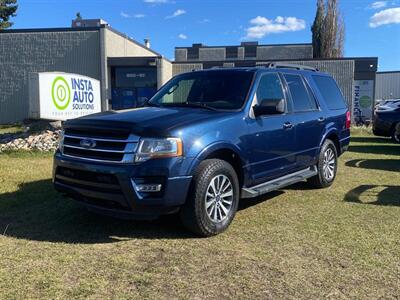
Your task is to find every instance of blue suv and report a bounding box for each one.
[53,64,351,236]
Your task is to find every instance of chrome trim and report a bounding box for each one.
[62,153,135,164]
[63,144,126,153]
[64,133,140,143]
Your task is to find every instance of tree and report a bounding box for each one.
[311,0,325,58]
[311,0,345,58]
[76,12,82,20]
[0,0,17,30]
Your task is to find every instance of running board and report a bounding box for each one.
[241,166,318,199]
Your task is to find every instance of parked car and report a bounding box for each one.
[373,100,400,143]
[53,64,351,236]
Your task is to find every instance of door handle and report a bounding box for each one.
[318,117,325,122]
[283,122,293,129]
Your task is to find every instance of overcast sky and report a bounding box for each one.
[12,0,400,71]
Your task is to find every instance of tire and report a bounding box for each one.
[308,139,338,188]
[180,159,239,237]
[391,123,400,144]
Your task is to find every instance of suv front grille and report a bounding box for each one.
[62,127,138,163]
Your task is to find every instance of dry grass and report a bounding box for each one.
[0,134,399,299]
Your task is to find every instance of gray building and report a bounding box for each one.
[0,20,380,124]
[375,71,400,101]
[0,20,172,124]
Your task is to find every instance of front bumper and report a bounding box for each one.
[53,152,192,219]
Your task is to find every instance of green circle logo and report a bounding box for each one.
[52,76,71,110]
[360,95,372,109]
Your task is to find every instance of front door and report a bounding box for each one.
[246,72,297,186]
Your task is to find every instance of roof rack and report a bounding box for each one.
[262,62,319,72]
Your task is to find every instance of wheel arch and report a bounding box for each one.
[188,143,246,188]
[320,129,341,156]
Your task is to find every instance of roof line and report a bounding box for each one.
[175,43,313,49]
[376,71,400,74]
[105,26,169,60]
[173,57,378,64]
[0,26,101,33]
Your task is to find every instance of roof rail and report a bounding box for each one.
[262,62,319,72]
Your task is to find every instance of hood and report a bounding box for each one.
[65,106,229,137]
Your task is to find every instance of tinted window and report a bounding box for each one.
[256,73,285,106]
[313,75,347,110]
[150,71,254,110]
[284,74,317,112]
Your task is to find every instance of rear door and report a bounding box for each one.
[246,72,297,185]
[282,73,325,169]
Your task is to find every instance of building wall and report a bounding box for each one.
[104,29,157,58]
[256,45,313,60]
[158,58,173,88]
[174,44,313,62]
[0,30,101,124]
[375,72,400,100]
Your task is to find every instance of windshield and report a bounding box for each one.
[149,70,254,110]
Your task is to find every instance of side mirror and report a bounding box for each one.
[253,98,285,117]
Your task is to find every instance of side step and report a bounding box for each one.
[241,166,318,199]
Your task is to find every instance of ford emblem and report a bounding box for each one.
[80,139,96,149]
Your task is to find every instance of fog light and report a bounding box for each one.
[135,184,162,193]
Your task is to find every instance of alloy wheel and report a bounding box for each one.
[323,148,336,181]
[205,174,234,223]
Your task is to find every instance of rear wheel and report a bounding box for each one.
[180,159,239,237]
[308,139,338,188]
[391,123,400,144]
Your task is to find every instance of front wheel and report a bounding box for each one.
[180,159,239,237]
[308,139,338,188]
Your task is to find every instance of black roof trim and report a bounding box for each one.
[175,43,313,49]
[376,71,400,74]
[172,57,378,65]
[0,26,102,34]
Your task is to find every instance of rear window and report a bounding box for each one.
[312,75,347,110]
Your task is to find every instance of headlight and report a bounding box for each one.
[58,130,65,153]
[135,138,183,162]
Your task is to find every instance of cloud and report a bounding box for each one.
[165,9,186,19]
[144,0,169,3]
[368,1,387,9]
[369,7,400,27]
[178,33,187,39]
[199,18,210,23]
[120,11,146,18]
[243,16,306,39]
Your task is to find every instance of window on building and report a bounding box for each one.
[187,47,200,60]
[226,47,238,59]
[312,75,347,110]
[244,46,257,58]
[284,74,318,112]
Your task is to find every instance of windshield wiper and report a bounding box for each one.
[181,102,218,111]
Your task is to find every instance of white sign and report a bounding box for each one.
[38,72,101,121]
[353,80,374,123]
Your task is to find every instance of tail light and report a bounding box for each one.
[345,111,351,129]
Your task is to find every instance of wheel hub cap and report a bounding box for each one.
[322,148,336,181]
[205,174,233,223]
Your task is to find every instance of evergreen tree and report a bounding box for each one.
[311,0,345,58]
[0,0,17,30]
[311,0,325,58]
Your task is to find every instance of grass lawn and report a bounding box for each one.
[0,133,399,299]
[0,124,24,135]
